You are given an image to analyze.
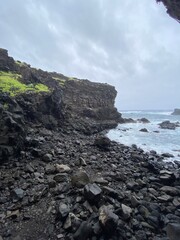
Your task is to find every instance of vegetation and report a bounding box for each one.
[52,77,66,86]
[0,71,49,96]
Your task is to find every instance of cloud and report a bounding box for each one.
[0,0,180,110]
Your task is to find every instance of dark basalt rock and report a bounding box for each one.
[99,205,119,236]
[159,121,179,130]
[156,0,180,23]
[94,136,111,150]
[138,118,150,123]
[139,128,148,132]
[171,108,180,115]
[166,223,180,240]
[84,183,102,203]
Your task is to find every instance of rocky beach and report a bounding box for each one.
[0,49,180,240]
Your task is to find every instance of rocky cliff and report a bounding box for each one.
[156,0,180,22]
[0,48,122,161]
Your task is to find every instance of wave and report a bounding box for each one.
[120,110,172,116]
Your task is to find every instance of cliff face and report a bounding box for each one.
[0,49,122,160]
[156,0,180,22]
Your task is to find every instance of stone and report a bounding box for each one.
[53,173,68,183]
[63,213,81,231]
[42,153,53,162]
[157,194,172,202]
[131,195,140,207]
[55,164,71,173]
[99,205,119,235]
[121,204,132,220]
[94,136,111,150]
[58,203,70,219]
[74,221,93,240]
[78,157,87,166]
[71,171,90,188]
[161,153,174,158]
[160,186,179,196]
[166,223,180,240]
[11,188,24,200]
[84,183,102,203]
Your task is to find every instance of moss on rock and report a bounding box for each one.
[0,71,49,96]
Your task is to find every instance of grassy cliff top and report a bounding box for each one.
[0,71,50,96]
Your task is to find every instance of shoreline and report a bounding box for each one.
[0,126,180,239]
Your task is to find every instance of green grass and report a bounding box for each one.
[0,71,49,96]
[52,77,66,86]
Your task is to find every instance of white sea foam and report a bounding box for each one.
[107,110,180,161]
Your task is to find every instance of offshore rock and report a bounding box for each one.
[171,108,180,115]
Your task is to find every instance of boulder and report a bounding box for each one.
[139,128,148,132]
[159,121,179,130]
[138,118,150,123]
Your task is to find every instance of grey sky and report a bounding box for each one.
[0,0,180,110]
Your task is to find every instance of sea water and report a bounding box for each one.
[107,110,180,161]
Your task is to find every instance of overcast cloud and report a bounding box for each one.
[0,0,180,110]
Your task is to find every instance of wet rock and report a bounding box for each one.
[71,171,90,188]
[166,223,180,240]
[159,121,178,130]
[139,128,148,132]
[84,183,102,203]
[161,153,174,158]
[138,118,150,123]
[99,205,119,235]
[45,164,56,174]
[131,195,140,207]
[102,186,119,199]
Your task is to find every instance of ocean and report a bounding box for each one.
[107,110,180,162]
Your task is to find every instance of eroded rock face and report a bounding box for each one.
[156,0,180,22]
[0,49,122,137]
[0,48,17,72]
